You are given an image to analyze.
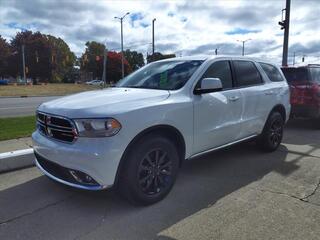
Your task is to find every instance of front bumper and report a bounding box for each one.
[35,152,106,190]
[32,130,128,188]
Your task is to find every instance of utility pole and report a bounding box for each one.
[237,39,251,56]
[21,45,26,85]
[115,12,130,79]
[152,18,156,57]
[293,52,295,66]
[279,0,291,66]
[102,46,108,87]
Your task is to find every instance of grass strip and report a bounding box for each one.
[0,116,36,141]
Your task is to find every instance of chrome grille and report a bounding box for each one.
[36,112,77,143]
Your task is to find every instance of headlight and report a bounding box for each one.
[74,118,121,137]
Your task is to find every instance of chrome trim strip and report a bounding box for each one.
[37,111,77,129]
[47,123,73,130]
[37,129,76,145]
[189,134,257,159]
[35,158,108,191]
[47,127,74,134]
[37,117,45,124]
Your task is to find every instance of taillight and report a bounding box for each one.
[310,83,320,105]
[290,82,320,106]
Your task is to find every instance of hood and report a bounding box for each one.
[38,87,170,118]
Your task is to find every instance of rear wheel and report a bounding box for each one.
[118,134,179,205]
[257,111,284,152]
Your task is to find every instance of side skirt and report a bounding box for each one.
[188,134,258,160]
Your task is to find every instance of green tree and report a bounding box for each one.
[9,31,76,83]
[147,52,176,63]
[123,49,144,71]
[81,41,131,82]
[81,41,105,79]
[47,35,76,83]
[10,31,51,82]
[0,35,11,78]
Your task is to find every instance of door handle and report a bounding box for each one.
[229,96,240,102]
[264,90,274,95]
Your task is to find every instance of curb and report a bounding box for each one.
[0,149,35,173]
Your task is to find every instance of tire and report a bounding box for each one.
[118,134,180,205]
[257,111,284,152]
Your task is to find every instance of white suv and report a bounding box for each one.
[32,56,290,205]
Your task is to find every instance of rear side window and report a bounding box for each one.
[233,61,262,87]
[260,63,284,82]
[281,68,308,83]
[309,68,320,83]
[201,61,233,89]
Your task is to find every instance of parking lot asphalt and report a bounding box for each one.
[0,119,320,240]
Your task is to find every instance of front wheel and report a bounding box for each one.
[257,112,284,152]
[118,134,180,205]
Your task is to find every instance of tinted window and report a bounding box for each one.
[309,67,320,83]
[201,61,233,89]
[234,61,262,87]
[281,68,308,83]
[116,60,203,90]
[260,63,284,82]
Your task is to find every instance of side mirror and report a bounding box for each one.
[194,78,223,95]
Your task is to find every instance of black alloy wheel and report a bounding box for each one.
[269,118,283,148]
[138,148,173,195]
[118,134,179,205]
[257,111,284,152]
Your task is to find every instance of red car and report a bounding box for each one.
[282,65,320,120]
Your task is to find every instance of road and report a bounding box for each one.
[0,96,59,118]
[1,120,320,240]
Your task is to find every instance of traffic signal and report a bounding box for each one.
[278,20,286,30]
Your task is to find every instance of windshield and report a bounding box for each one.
[116,60,204,90]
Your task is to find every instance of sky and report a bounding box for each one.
[0,0,319,65]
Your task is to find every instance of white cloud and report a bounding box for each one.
[0,0,319,65]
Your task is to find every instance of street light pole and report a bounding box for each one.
[115,12,130,79]
[22,45,26,85]
[120,18,124,78]
[152,18,156,56]
[102,45,108,87]
[237,39,251,56]
[278,0,291,66]
[242,41,245,56]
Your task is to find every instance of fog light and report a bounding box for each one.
[69,170,97,185]
[85,175,92,182]
[69,170,82,183]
